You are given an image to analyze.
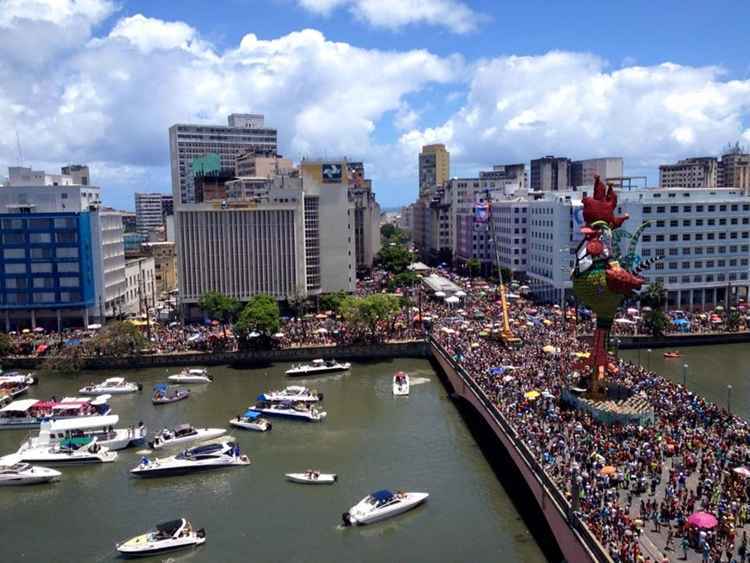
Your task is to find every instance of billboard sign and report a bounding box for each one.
[474,202,490,223]
[322,163,342,183]
[191,153,221,177]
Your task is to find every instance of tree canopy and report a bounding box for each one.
[388,271,419,291]
[0,333,14,357]
[466,258,481,278]
[376,243,413,274]
[89,321,148,358]
[319,290,349,313]
[641,281,667,309]
[380,224,409,245]
[199,291,241,324]
[340,294,401,335]
[235,294,281,337]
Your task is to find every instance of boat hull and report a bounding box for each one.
[167,376,211,384]
[20,452,117,466]
[150,428,226,450]
[229,420,271,432]
[131,458,250,478]
[285,473,336,484]
[248,407,326,422]
[0,469,61,486]
[0,411,113,431]
[118,537,206,557]
[286,366,350,377]
[346,493,428,525]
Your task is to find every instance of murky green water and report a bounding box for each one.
[0,359,546,563]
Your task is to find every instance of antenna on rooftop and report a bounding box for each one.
[15,128,24,166]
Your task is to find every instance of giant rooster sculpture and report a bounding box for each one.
[572,176,653,398]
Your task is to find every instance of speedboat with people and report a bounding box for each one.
[130,441,249,478]
[18,415,146,452]
[392,372,410,396]
[342,489,429,526]
[285,470,337,484]
[0,395,111,430]
[79,377,141,395]
[149,424,226,450]
[0,372,37,386]
[259,385,323,403]
[229,410,272,432]
[285,359,351,377]
[152,384,190,405]
[0,381,29,407]
[0,454,61,486]
[663,351,682,359]
[249,400,327,422]
[167,368,213,384]
[116,518,206,557]
[18,436,118,465]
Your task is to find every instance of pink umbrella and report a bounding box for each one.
[687,511,718,529]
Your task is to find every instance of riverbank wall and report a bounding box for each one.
[430,340,612,563]
[616,331,750,349]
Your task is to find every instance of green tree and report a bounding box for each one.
[199,291,241,337]
[727,309,742,332]
[235,295,281,339]
[380,223,397,240]
[641,281,667,309]
[0,333,14,357]
[340,294,401,337]
[90,321,148,358]
[319,290,349,313]
[40,344,87,377]
[644,308,668,337]
[388,271,419,291]
[466,258,481,278]
[376,243,414,274]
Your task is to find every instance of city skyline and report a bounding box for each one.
[2,0,750,210]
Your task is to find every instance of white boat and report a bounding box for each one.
[0,395,111,430]
[343,490,429,526]
[0,454,61,486]
[285,359,351,377]
[229,410,272,432]
[149,424,226,450]
[167,368,213,384]
[392,372,410,396]
[18,436,118,465]
[79,377,141,395]
[18,415,147,452]
[249,401,327,422]
[0,372,37,386]
[130,441,250,478]
[117,518,206,558]
[285,471,337,484]
[152,384,190,405]
[0,383,29,408]
[259,385,322,403]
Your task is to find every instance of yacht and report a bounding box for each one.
[19,415,146,452]
[392,372,410,396]
[0,454,61,486]
[149,424,226,450]
[342,490,429,526]
[285,359,351,377]
[116,518,206,557]
[79,377,141,395]
[285,470,337,484]
[168,368,213,384]
[0,395,111,430]
[130,441,250,478]
[249,400,327,422]
[259,385,322,403]
[229,410,272,432]
[152,384,190,405]
[0,372,37,386]
[18,436,118,465]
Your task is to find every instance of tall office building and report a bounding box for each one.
[571,158,623,187]
[659,157,718,189]
[530,156,571,191]
[169,113,278,204]
[718,145,750,192]
[135,193,167,234]
[419,144,450,196]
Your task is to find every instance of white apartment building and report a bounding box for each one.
[135,192,167,234]
[169,113,277,205]
[93,209,127,317]
[124,256,155,316]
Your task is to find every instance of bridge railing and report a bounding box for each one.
[430,339,612,563]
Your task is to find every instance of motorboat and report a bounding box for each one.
[259,385,322,403]
[0,372,37,386]
[285,359,351,377]
[152,384,190,405]
[285,470,337,484]
[0,383,29,408]
[229,410,272,432]
[79,377,141,395]
[116,518,206,557]
[0,395,111,430]
[18,436,118,465]
[168,368,213,384]
[249,400,327,422]
[0,454,61,486]
[663,351,681,359]
[130,441,250,478]
[342,489,429,526]
[149,424,226,450]
[392,372,410,396]
[18,415,146,452]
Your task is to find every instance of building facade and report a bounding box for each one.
[124,256,155,316]
[135,193,167,234]
[718,146,750,192]
[571,158,623,187]
[659,157,718,189]
[418,144,450,197]
[141,241,177,295]
[530,156,571,191]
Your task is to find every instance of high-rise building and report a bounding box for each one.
[347,163,381,272]
[0,167,126,330]
[530,156,571,191]
[161,195,174,217]
[571,158,623,187]
[141,241,177,295]
[236,151,294,178]
[124,256,155,316]
[419,144,450,196]
[718,144,750,192]
[479,164,526,193]
[135,193,168,235]
[169,114,278,204]
[659,157,718,189]
[61,164,90,186]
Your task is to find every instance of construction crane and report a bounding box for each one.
[489,204,521,347]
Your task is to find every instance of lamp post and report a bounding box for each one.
[682,363,688,388]
[727,384,733,414]
[647,348,652,371]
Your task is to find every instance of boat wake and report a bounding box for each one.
[135,449,152,455]
[410,377,431,386]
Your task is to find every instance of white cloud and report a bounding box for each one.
[106,15,205,54]
[297,0,481,34]
[402,52,750,172]
[0,0,114,26]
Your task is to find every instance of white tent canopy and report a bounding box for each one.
[445,296,460,304]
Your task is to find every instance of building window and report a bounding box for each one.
[29,232,51,243]
[3,248,25,259]
[56,247,79,259]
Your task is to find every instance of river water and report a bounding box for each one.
[0,359,545,563]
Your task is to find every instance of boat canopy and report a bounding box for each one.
[104,377,125,384]
[0,399,39,412]
[156,519,185,538]
[256,394,266,402]
[174,424,194,434]
[242,410,262,420]
[188,369,206,375]
[154,384,168,392]
[43,414,119,432]
[370,490,395,505]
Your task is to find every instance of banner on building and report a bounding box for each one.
[474,202,490,223]
[322,163,342,183]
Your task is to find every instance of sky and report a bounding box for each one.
[1,0,750,210]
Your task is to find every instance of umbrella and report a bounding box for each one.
[715,305,725,311]
[316,328,328,334]
[87,323,103,330]
[687,511,718,529]
[502,375,515,383]
[445,296,460,304]
[524,390,540,400]
[454,290,467,297]
[479,331,489,337]
[315,313,327,320]
[21,328,30,334]
[471,342,479,348]
[614,318,635,325]
[33,327,45,333]
[543,319,552,325]
[734,466,750,479]
[489,367,505,376]
[272,333,285,338]
[600,466,617,476]
[574,351,591,359]
[627,308,638,315]
[542,345,558,354]
[434,291,446,298]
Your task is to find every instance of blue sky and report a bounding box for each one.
[1,0,749,210]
